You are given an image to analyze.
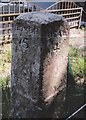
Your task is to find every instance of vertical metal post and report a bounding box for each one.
[8,4,11,40]
[2,6,5,42]
[13,3,15,20]
[19,2,20,13]
[23,2,25,13]
[79,7,83,28]
[28,3,30,12]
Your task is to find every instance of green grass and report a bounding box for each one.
[0,75,11,89]
[0,46,11,73]
[69,46,85,79]
[6,49,12,63]
[0,44,12,118]
[0,75,11,118]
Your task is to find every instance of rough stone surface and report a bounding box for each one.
[11,12,69,118]
[16,12,64,24]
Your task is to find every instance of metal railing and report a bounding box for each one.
[45,1,82,29]
[66,103,86,119]
[0,1,83,45]
[0,2,42,45]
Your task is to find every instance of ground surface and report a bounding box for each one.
[69,28,85,49]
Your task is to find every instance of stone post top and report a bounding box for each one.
[16,12,64,24]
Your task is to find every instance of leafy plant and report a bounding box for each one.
[72,57,84,77]
[69,46,81,58]
[6,49,12,63]
[1,76,11,118]
[0,75,11,89]
[69,46,84,78]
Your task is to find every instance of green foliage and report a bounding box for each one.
[72,57,84,77]
[0,75,11,89]
[6,49,12,63]
[0,48,11,72]
[0,44,11,117]
[0,75,11,117]
[69,47,81,58]
[69,46,84,78]
[84,59,86,76]
[0,57,5,72]
[2,87,11,118]
[3,49,12,63]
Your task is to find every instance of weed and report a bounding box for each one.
[0,75,11,118]
[6,49,12,63]
[0,75,11,89]
[69,46,85,79]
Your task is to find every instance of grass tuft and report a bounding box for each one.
[69,46,85,79]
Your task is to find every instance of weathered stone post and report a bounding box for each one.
[11,12,69,118]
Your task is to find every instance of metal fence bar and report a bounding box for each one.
[2,5,5,42]
[8,4,11,41]
[46,7,82,12]
[46,2,82,29]
[66,103,86,120]
[28,3,30,12]
[79,7,83,28]
[0,2,29,44]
